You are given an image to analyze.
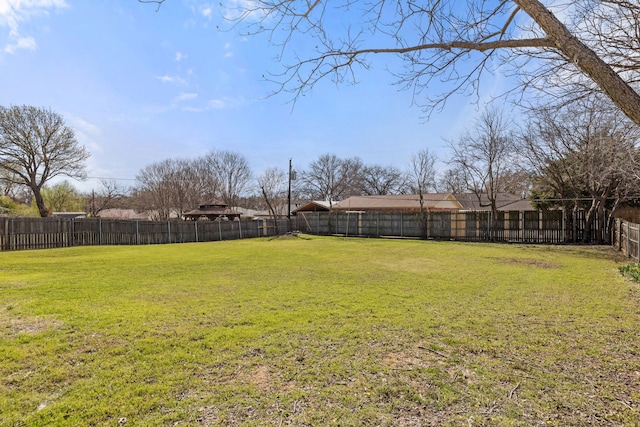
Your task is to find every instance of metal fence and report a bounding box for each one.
[0,217,289,251]
[295,210,574,243]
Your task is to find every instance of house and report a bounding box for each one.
[320,193,536,213]
[97,209,150,220]
[331,194,462,212]
[454,193,535,211]
[291,200,334,214]
[51,211,87,219]
[184,199,242,221]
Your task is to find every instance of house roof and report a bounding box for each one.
[332,194,461,211]
[292,200,333,213]
[184,207,241,217]
[98,209,150,220]
[321,193,536,212]
[198,199,228,209]
[453,193,535,211]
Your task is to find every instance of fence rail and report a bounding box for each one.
[0,209,609,252]
[0,217,289,251]
[296,210,581,243]
[614,218,640,261]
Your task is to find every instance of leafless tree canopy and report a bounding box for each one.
[133,150,251,220]
[0,105,90,217]
[408,149,437,213]
[359,164,409,195]
[207,150,252,208]
[257,166,288,220]
[518,98,640,242]
[142,0,640,125]
[297,154,362,201]
[448,107,516,214]
[84,179,128,217]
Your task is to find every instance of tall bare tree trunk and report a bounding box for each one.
[515,0,640,126]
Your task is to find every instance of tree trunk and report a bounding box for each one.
[583,201,599,243]
[261,186,279,234]
[605,199,621,246]
[515,0,640,126]
[32,187,50,217]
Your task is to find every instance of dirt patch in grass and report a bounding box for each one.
[2,315,63,336]
[498,257,559,269]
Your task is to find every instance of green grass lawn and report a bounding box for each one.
[1,235,639,426]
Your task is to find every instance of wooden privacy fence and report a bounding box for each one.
[0,217,289,251]
[295,210,574,243]
[614,219,640,261]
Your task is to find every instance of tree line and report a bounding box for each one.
[3,0,640,243]
[2,98,640,245]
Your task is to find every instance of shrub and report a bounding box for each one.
[619,263,640,281]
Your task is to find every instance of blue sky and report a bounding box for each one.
[0,0,508,192]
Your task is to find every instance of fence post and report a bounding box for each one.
[2,218,7,251]
[239,220,243,239]
[195,221,199,242]
[626,221,630,258]
[636,223,640,264]
[99,218,103,245]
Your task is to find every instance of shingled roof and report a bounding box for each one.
[326,193,535,212]
[184,199,242,221]
[331,194,461,212]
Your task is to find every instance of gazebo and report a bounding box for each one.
[184,199,242,221]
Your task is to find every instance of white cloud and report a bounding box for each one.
[67,115,103,154]
[224,42,233,58]
[0,0,68,54]
[4,34,35,53]
[174,92,198,102]
[156,74,187,85]
[175,51,186,61]
[180,97,236,112]
[223,0,264,22]
[207,99,225,109]
[200,5,212,18]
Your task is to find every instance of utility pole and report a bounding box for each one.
[287,158,293,220]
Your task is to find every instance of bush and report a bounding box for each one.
[619,263,640,281]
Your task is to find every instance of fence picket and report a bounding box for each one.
[0,218,290,252]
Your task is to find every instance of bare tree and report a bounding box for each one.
[298,154,362,202]
[437,166,468,194]
[134,159,179,220]
[358,164,409,195]
[206,150,252,208]
[142,0,640,125]
[408,149,438,215]
[85,179,128,217]
[519,98,640,243]
[449,108,516,239]
[257,167,287,233]
[0,105,90,217]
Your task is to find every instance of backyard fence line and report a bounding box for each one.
[0,217,290,251]
[0,209,611,252]
[614,218,640,262]
[294,210,598,244]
